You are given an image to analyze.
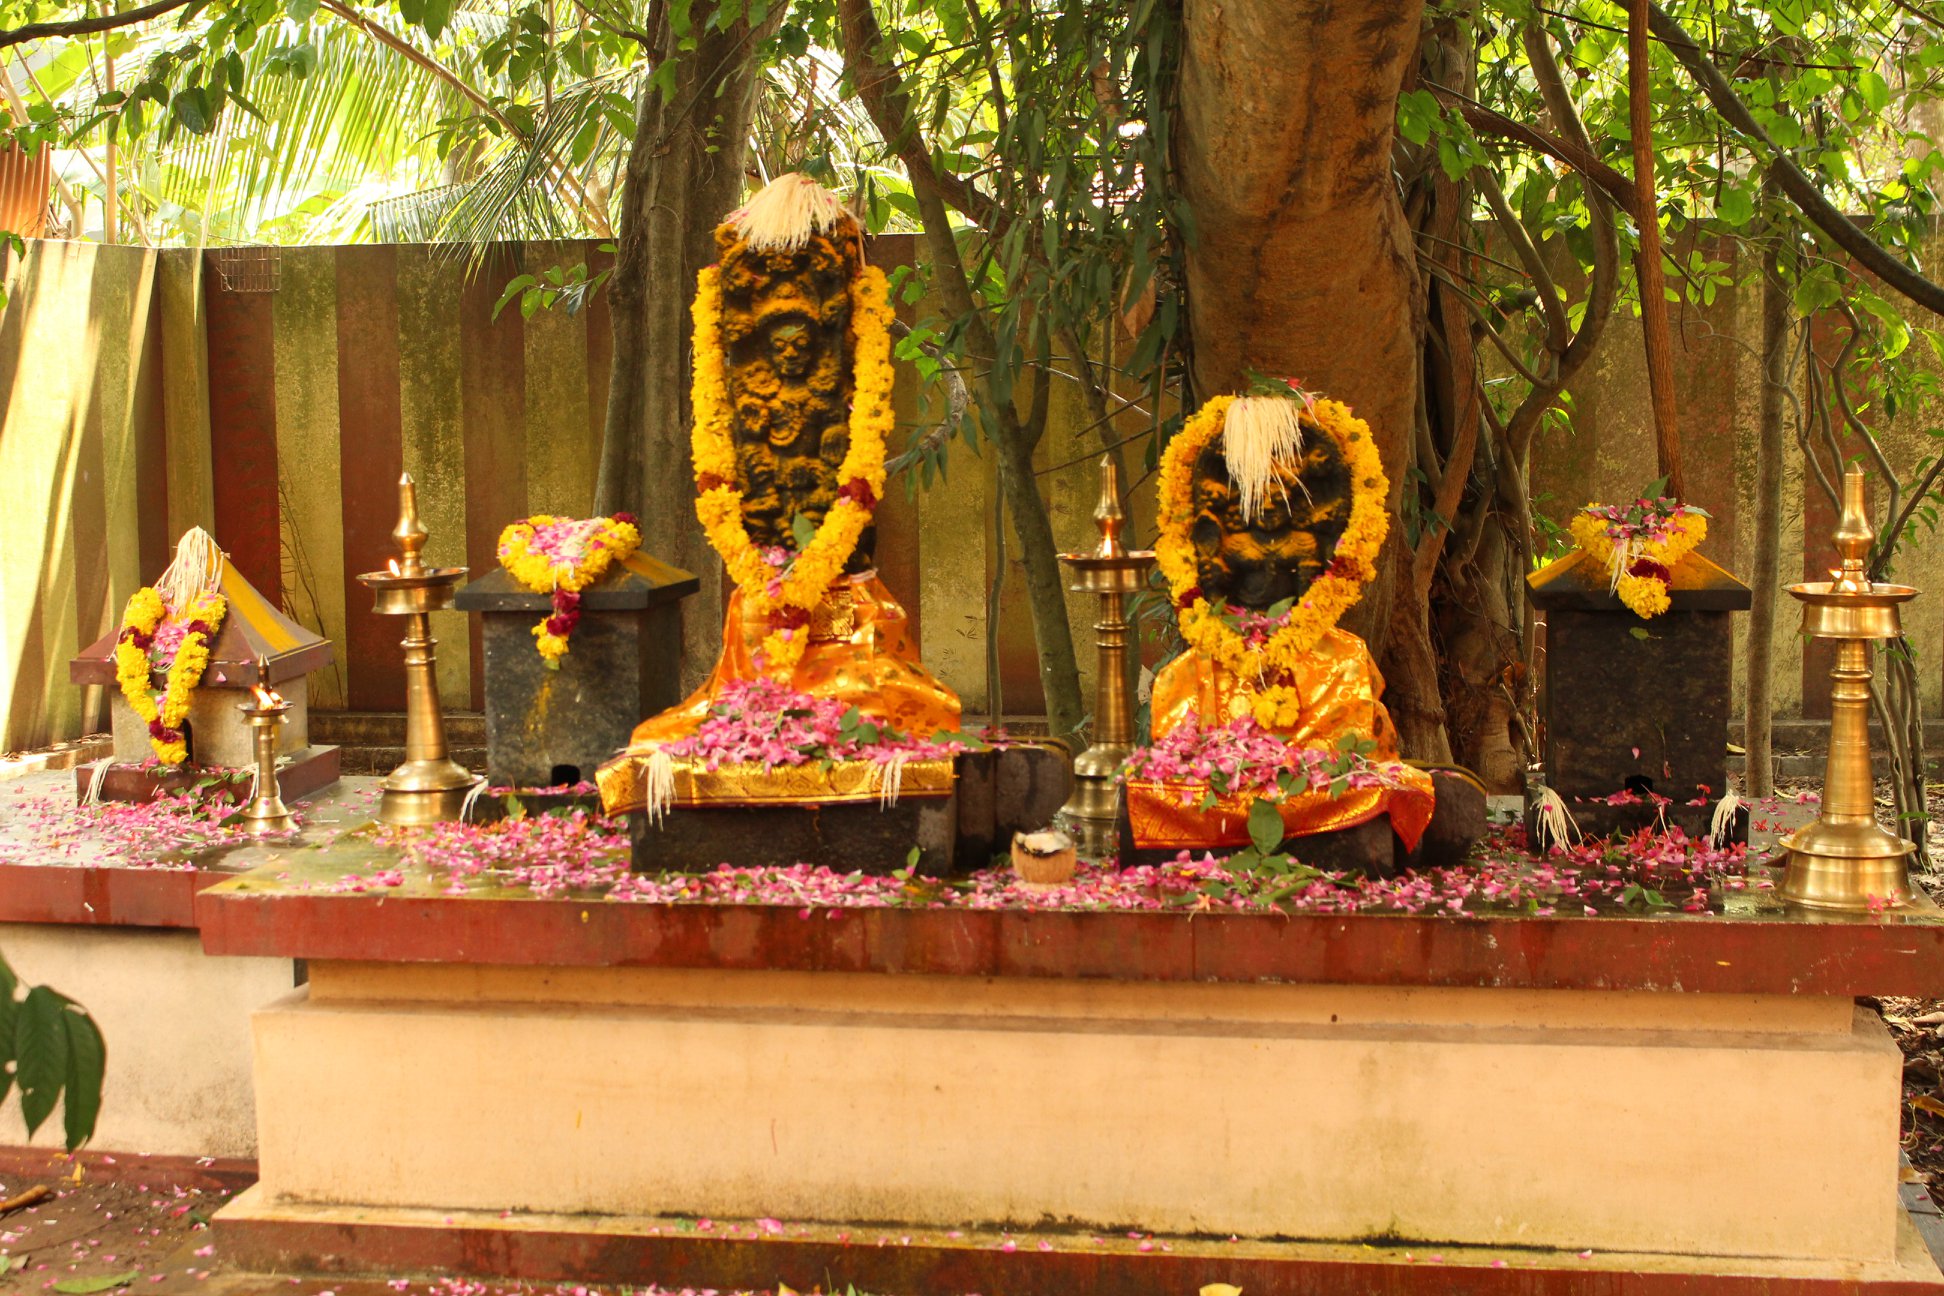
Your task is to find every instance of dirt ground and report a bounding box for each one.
[0,1163,228,1293]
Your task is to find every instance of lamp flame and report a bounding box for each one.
[387,557,401,576]
[251,683,283,708]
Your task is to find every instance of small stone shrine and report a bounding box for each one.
[456,550,699,790]
[1115,387,1484,874]
[69,529,339,803]
[598,174,1070,874]
[1527,545,1751,842]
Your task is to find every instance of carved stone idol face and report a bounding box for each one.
[764,317,818,381]
[1189,430,1353,610]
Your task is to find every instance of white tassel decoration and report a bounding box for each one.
[642,747,677,826]
[1710,790,1743,847]
[877,751,909,810]
[1535,785,1580,848]
[155,527,225,614]
[1222,395,1306,526]
[83,757,110,806]
[459,779,489,824]
[728,173,851,253]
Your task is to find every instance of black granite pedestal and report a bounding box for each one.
[1526,550,1751,843]
[456,554,698,791]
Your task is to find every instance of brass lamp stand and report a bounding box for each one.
[1056,456,1156,859]
[1778,465,1920,911]
[355,474,481,827]
[237,654,293,834]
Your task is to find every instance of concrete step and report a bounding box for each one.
[311,710,486,747]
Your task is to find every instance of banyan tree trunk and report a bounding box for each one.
[1174,0,1449,758]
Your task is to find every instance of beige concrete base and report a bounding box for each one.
[250,964,1903,1264]
[0,923,294,1157]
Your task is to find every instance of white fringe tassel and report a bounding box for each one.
[1603,535,1642,594]
[459,779,490,824]
[83,757,110,806]
[642,748,677,826]
[1222,395,1305,525]
[877,752,909,810]
[1535,785,1580,848]
[1710,790,1743,847]
[728,173,850,253]
[156,527,225,614]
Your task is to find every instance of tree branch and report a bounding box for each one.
[0,0,193,50]
[1427,83,1640,220]
[1649,1,1944,321]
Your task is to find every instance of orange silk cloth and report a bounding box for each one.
[597,573,961,815]
[1132,628,1435,852]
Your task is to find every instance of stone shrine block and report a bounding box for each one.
[456,552,699,790]
[1527,550,1751,841]
[68,560,340,802]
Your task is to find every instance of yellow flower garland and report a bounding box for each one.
[1154,394,1390,730]
[497,513,643,666]
[113,587,227,767]
[689,261,894,675]
[1569,505,1707,619]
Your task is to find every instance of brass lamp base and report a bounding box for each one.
[377,763,481,828]
[1059,745,1130,861]
[238,800,294,834]
[1778,822,1915,912]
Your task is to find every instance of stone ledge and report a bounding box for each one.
[194,867,1944,996]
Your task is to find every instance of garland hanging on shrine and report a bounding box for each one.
[688,253,894,677]
[497,513,643,666]
[113,533,228,771]
[1154,391,1389,731]
[1568,496,1708,619]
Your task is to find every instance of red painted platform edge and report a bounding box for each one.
[0,862,231,929]
[211,1209,1944,1296]
[0,1145,258,1194]
[193,885,1944,996]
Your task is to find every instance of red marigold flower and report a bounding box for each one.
[697,473,727,493]
[550,588,581,615]
[1175,585,1204,610]
[1627,558,1673,583]
[183,620,214,639]
[837,478,878,510]
[772,606,812,631]
[612,511,639,526]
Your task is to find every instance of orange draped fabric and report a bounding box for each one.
[598,572,961,815]
[1132,627,1435,853]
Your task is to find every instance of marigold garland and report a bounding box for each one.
[113,587,227,766]
[497,513,643,667]
[689,261,894,676]
[1155,393,1390,731]
[1568,497,1708,619]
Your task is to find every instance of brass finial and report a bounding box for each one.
[394,474,428,578]
[1831,464,1873,594]
[1093,456,1127,560]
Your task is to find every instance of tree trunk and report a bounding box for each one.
[1174,0,1443,755]
[1745,227,1789,799]
[595,5,773,685]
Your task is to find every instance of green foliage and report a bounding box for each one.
[0,951,105,1152]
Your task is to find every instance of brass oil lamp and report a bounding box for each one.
[355,474,481,827]
[1778,464,1919,911]
[236,654,293,834]
[1056,456,1156,859]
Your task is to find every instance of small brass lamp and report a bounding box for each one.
[1055,456,1156,859]
[1777,465,1920,911]
[236,654,293,834]
[355,474,482,827]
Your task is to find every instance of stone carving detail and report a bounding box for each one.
[715,221,873,569]
[1188,427,1352,610]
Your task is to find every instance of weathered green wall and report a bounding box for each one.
[4,231,1938,755]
